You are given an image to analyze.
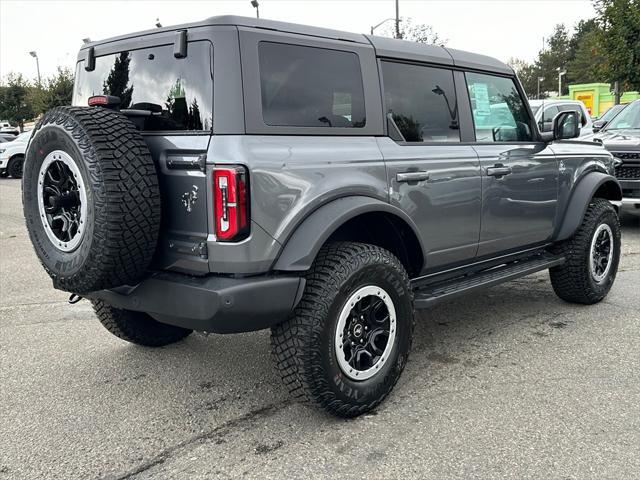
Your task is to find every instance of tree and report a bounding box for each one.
[507,58,543,98]
[380,17,446,45]
[0,73,34,131]
[43,67,74,111]
[537,24,572,95]
[594,0,640,92]
[563,19,605,85]
[103,51,134,108]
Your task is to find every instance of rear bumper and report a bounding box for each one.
[86,272,305,334]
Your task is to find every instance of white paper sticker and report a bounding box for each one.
[473,83,491,116]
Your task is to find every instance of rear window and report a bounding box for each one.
[258,42,366,128]
[73,41,213,132]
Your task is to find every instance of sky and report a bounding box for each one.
[0,0,596,82]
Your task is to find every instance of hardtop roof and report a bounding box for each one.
[81,15,513,75]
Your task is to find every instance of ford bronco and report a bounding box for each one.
[23,16,622,417]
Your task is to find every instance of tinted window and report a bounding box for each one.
[258,42,365,128]
[540,105,559,131]
[382,61,459,142]
[466,72,532,142]
[73,42,213,132]
[558,104,586,123]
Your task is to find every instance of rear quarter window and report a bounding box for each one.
[73,41,213,132]
[258,42,366,128]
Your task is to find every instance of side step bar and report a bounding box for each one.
[412,253,565,309]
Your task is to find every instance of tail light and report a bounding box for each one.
[213,166,249,241]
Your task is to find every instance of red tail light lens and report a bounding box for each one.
[213,166,249,241]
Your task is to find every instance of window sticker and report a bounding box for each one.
[473,83,491,116]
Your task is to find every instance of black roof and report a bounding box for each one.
[82,15,513,75]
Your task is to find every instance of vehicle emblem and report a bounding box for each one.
[181,185,199,213]
[559,160,566,174]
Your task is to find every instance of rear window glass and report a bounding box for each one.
[258,42,366,128]
[73,41,213,132]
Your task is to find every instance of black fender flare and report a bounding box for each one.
[272,196,425,271]
[555,172,622,241]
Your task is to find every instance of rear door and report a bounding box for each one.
[464,71,558,256]
[73,33,214,275]
[377,61,482,270]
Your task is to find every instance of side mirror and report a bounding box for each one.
[553,111,580,140]
[593,119,607,133]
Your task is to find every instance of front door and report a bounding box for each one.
[465,72,558,256]
[378,61,482,271]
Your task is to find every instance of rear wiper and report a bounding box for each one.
[121,102,163,116]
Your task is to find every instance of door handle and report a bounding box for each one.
[396,171,430,183]
[486,166,512,177]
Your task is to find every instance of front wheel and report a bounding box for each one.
[550,198,621,304]
[7,155,23,178]
[271,242,414,417]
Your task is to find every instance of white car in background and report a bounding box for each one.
[529,99,594,137]
[0,130,32,178]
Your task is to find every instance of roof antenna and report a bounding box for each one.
[155,18,162,28]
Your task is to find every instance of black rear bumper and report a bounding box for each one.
[86,272,305,334]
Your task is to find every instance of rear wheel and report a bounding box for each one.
[550,198,620,304]
[7,155,23,178]
[92,300,192,347]
[271,242,414,417]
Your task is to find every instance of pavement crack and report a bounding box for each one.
[108,399,293,480]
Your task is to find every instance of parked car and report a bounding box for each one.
[584,99,640,208]
[0,133,19,142]
[593,103,627,133]
[23,16,622,417]
[0,121,19,135]
[0,130,31,178]
[529,99,593,136]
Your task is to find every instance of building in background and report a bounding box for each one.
[561,83,640,117]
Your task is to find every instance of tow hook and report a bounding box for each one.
[68,293,83,304]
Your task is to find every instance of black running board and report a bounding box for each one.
[412,253,565,309]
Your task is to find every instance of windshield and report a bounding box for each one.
[606,101,640,130]
[530,105,541,115]
[599,104,625,122]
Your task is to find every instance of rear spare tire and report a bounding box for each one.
[23,106,161,294]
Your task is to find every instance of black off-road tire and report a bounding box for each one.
[550,198,621,304]
[271,242,414,417]
[92,300,192,347]
[7,155,23,178]
[23,107,161,294]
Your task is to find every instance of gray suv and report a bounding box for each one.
[23,16,622,417]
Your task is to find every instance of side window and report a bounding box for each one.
[258,42,366,128]
[73,42,213,132]
[466,72,533,142]
[540,105,559,131]
[381,61,460,142]
[558,104,584,123]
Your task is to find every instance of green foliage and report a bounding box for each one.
[43,67,74,111]
[380,17,446,45]
[0,68,75,128]
[0,73,34,130]
[594,0,640,92]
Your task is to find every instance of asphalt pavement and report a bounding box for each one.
[1,176,639,479]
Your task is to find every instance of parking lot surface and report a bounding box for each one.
[1,176,639,479]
